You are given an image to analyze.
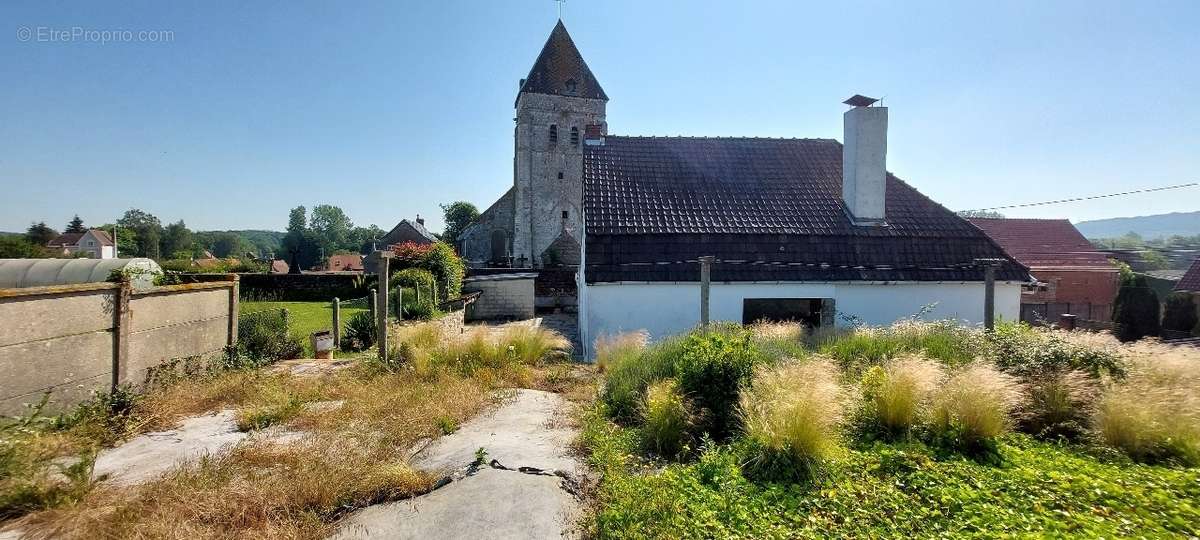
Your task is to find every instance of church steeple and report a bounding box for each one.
[517,20,608,106]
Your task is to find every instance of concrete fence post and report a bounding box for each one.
[699,256,715,329]
[227,275,240,349]
[984,265,996,331]
[377,252,394,364]
[332,297,341,350]
[112,282,132,389]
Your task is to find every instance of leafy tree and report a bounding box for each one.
[1112,272,1160,342]
[98,224,138,257]
[281,206,321,270]
[310,204,355,253]
[287,206,307,234]
[210,232,244,258]
[440,201,480,242]
[351,224,386,254]
[117,208,163,259]
[1162,292,1198,336]
[65,215,86,233]
[1139,250,1170,271]
[0,236,43,258]
[25,222,58,246]
[160,220,193,258]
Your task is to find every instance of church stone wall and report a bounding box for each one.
[459,187,515,267]
[513,93,605,267]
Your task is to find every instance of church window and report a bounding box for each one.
[564,78,577,94]
[549,124,558,146]
[557,171,564,180]
[570,127,580,147]
[561,211,569,220]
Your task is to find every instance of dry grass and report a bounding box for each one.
[594,331,649,373]
[1095,343,1200,464]
[870,355,945,434]
[11,369,493,539]
[739,358,848,481]
[1019,370,1098,441]
[930,362,1024,444]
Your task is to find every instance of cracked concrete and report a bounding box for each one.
[91,410,247,486]
[330,389,585,539]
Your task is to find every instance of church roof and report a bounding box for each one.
[581,136,1029,283]
[517,20,607,106]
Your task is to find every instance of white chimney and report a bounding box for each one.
[842,95,888,225]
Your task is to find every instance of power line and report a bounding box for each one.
[961,182,1197,213]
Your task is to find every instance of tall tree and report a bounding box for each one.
[309,204,354,253]
[25,222,58,246]
[351,224,386,254]
[1162,292,1198,336]
[0,237,43,258]
[281,206,320,269]
[160,220,194,259]
[210,232,244,258]
[440,201,480,242]
[65,215,86,233]
[117,208,164,259]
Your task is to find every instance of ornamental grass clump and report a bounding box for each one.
[865,355,945,436]
[1018,369,1099,442]
[602,334,681,422]
[817,320,979,373]
[748,321,808,361]
[739,359,848,483]
[930,362,1024,450]
[1094,344,1200,465]
[641,379,691,458]
[594,330,649,374]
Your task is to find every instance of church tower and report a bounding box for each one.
[512,20,607,267]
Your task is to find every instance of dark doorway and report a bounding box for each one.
[490,230,508,264]
[742,298,827,328]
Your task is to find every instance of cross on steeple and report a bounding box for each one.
[556,0,566,19]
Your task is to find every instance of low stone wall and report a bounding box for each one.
[462,273,536,321]
[0,279,239,415]
[397,307,466,336]
[239,273,371,302]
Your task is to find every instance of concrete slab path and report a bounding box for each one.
[91,410,247,486]
[330,389,585,540]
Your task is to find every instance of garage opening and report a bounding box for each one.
[742,298,833,328]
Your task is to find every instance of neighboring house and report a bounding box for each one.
[1177,258,1200,293]
[269,259,290,274]
[459,20,1029,355]
[326,254,364,272]
[46,229,116,259]
[970,218,1120,323]
[381,216,437,248]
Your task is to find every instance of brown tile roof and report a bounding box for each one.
[1177,257,1200,292]
[46,232,84,247]
[517,20,607,106]
[582,136,1028,283]
[89,229,115,246]
[968,218,1115,271]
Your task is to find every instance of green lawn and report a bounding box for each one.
[240,300,367,343]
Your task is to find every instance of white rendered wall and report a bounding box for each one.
[581,281,1021,355]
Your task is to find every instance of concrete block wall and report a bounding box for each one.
[0,280,238,415]
[462,274,536,321]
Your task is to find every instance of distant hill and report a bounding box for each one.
[1075,211,1200,239]
[0,232,21,239]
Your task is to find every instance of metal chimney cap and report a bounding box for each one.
[843,94,879,107]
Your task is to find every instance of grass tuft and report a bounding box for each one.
[929,362,1024,450]
[864,355,945,436]
[1095,344,1200,465]
[641,379,691,458]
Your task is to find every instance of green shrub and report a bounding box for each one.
[1162,292,1198,335]
[929,362,1023,453]
[642,379,691,458]
[1095,347,1200,465]
[1019,370,1098,441]
[986,322,1124,377]
[1113,272,1160,342]
[816,321,977,373]
[862,355,945,437]
[602,336,683,422]
[237,309,302,363]
[391,268,439,321]
[391,241,464,303]
[674,327,761,439]
[341,311,377,351]
[739,359,847,483]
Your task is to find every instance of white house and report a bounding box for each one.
[456,21,1031,357]
[47,229,117,259]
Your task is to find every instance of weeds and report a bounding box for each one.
[641,379,691,458]
[1095,345,1200,465]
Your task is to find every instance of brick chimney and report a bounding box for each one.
[416,215,425,226]
[842,95,888,225]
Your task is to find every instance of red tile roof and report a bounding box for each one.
[327,254,364,272]
[968,218,1115,271]
[1177,257,1200,292]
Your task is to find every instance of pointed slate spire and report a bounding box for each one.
[517,20,608,106]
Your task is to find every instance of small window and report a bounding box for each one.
[561,210,569,220]
[549,124,558,146]
[557,171,564,180]
[564,78,577,94]
[570,126,580,147]
[87,241,95,246]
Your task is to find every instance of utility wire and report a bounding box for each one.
[961,182,1197,212]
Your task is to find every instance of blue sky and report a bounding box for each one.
[1,0,1197,234]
